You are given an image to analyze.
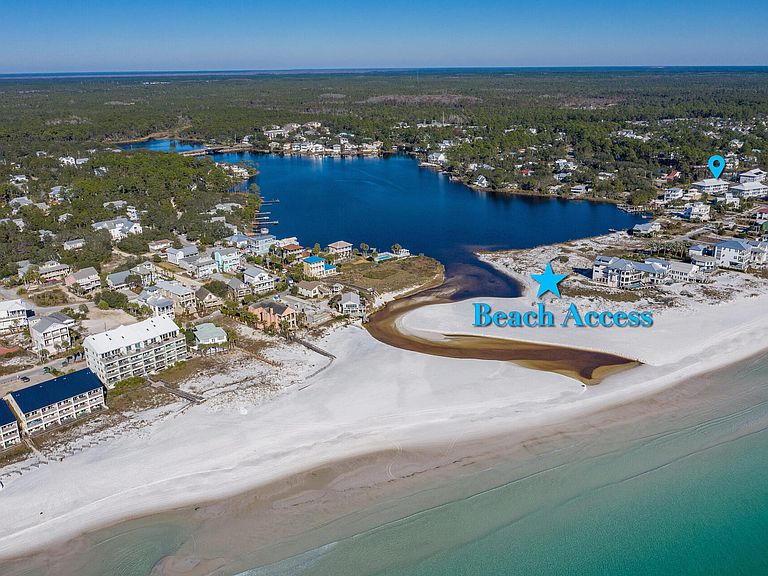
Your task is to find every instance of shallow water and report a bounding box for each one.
[245,352,768,576]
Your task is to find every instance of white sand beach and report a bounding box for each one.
[1,253,767,562]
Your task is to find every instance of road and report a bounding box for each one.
[0,358,87,397]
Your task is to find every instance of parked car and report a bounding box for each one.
[20,376,30,382]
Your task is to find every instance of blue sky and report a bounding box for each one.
[3,0,767,73]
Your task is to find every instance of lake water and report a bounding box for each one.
[122,140,643,298]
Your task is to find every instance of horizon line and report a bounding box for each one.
[2,64,768,79]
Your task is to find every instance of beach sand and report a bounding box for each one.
[1,259,767,572]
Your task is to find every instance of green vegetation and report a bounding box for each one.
[336,255,444,294]
[29,289,69,307]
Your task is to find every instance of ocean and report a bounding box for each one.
[243,352,768,576]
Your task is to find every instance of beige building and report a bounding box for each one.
[83,316,188,387]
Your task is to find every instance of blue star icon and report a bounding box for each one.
[531,261,568,298]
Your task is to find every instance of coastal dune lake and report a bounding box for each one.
[124,140,643,298]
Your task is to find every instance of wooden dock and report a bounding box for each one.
[179,143,254,157]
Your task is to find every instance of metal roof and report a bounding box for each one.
[9,368,103,415]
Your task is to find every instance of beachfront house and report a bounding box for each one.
[714,239,768,271]
[0,299,29,335]
[28,316,72,355]
[303,256,338,279]
[592,256,643,288]
[327,240,353,261]
[6,369,105,435]
[193,323,228,347]
[248,301,298,332]
[337,292,363,316]
[83,316,187,388]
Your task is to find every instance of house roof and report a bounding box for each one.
[227,277,247,289]
[107,270,131,285]
[328,241,352,249]
[83,316,180,355]
[72,267,98,281]
[0,400,16,427]
[48,311,74,325]
[29,317,65,335]
[0,299,27,313]
[244,265,271,278]
[303,256,324,264]
[9,368,103,415]
[194,323,227,342]
[252,300,293,316]
[297,280,322,290]
[195,286,214,300]
[340,292,360,305]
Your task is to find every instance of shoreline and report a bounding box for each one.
[2,240,768,567]
[3,344,767,575]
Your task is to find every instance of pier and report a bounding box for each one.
[178,143,254,157]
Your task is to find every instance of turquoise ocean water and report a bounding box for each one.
[245,353,768,576]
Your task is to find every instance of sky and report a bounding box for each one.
[2,0,767,73]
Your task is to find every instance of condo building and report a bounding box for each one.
[5,369,105,435]
[0,401,21,449]
[83,316,188,387]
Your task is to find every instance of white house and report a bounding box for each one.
[683,202,711,221]
[338,292,363,316]
[327,240,353,261]
[714,240,768,271]
[63,238,85,251]
[0,299,29,334]
[28,316,71,354]
[166,246,199,265]
[91,218,143,241]
[663,188,685,203]
[243,266,277,293]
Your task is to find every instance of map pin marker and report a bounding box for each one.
[708,155,725,179]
